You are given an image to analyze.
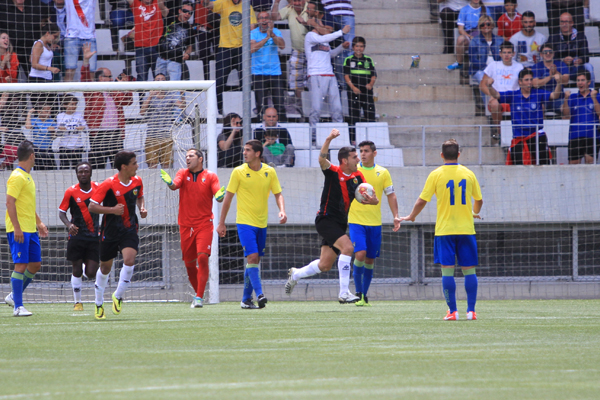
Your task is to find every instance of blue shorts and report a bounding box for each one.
[237,224,267,257]
[348,224,381,259]
[7,232,42,264]
[434,235,478,267]
[64,38,97,70]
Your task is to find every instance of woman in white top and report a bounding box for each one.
[29,22,61,83]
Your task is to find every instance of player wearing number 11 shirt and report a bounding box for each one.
[400,139,483,321]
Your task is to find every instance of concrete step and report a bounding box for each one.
[389,129,494,147]
[377,68,461,85]
[377,100,475,118]
[356,23,442,40]
[373,54,456,70]
[400,146,506,166]
[353,0,430,10]
[381,115,490,128]
[356,8,431,25]
[367,38,443,54]
[377,84,474,102]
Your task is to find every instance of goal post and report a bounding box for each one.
[0,80,220,304]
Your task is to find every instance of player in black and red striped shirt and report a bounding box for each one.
[285,129,379,303]
[88,151,147,320]
[59,162,100,311]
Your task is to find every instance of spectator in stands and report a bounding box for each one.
[156,1,195,81]
[497,0,521,40]
[469,15,504,79]
[251,11,286,120]
[251,0,272,12]
[204,0,257,116]
[509,11,546,68]
[547,11,595,86]
[110,0,134,30]
[562,70,600,164]
[482,0,504,22]
[438,0,469,55]
[48,0,66,81]
[0,89,26,169]
[140,73,185,168]
[193,0,218,80]
[447,0,484,71]
[487,68,563,164]
[29,23,61,83]
[25,104,57,170]
[305,10,350,142]
[479,41,523,140]
[217,112,244,168]
[321,0,354,89]
[270,0,309,114]
[80,44,133,169]
[62,0,97,82]
[253,107,295,167]
[532,43,569,114]
[344,36,377,145]
[55,94,88,169]
[0,32,19,83]
[546,0,585,36]
[128,0,169,82]
[0,0,45,77]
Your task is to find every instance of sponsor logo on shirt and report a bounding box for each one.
[311,44,331,53]
[138,4,158,22]
[229,11,242,26]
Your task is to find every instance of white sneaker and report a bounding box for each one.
[284,268,298,295]
[13,306,32,317]
[191,297,203,308]
[5,292,14,307]
[338,291,360,304]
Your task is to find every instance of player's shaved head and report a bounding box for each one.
[17,140,35,161]
[442,139,459,161]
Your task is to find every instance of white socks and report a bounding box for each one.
[94,271,109,306]
[71,275,82,303]
[114,265,135,300]
[293,259,322,280]
[338,254,352,296]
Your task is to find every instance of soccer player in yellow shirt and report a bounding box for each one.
[400,139,483,321]
[217,140,287,309]
[4,141,49,317]
[348,141,400,306]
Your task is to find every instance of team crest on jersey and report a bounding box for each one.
[17,252,21,258]
[350,61,356,68]
[116,190,121,196]
[76,197,81,203]
[340,177,345,182]
[530,103,537,110]
[376,172,380,177]
[589,103,594,110]
[202,177,206,183]
[133,189,139,196]
[353,178,358,184]
[364,61,370,69]
[187,176,191,181]
[265,172,268,177]
[246,174,251,178]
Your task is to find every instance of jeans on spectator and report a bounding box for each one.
[64,38,97,71]
[252,74,287,121]
[440,8,460,54]
[216,47,242,114]
[332,14,355,90]
[89,130,124,169]
[135,46,159,82]
[156,57,183,81]
[309,75,343,140]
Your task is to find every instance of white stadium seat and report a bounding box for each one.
[316,123,350,148]
[516,0,547,23]
[355,122,393,148]
[279,123,311,149]
[585,26,600,54]
[185,60,205,81]
[501,120,569,148]
[95,29,116,56]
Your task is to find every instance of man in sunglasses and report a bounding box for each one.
[532,43,569,114]
[156,2,196,81]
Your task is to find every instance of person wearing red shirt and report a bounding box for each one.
[89,151,148,320]
[128,0,169,81]
[497,0,522,40]
[160,149,225,308]
[0,32,19,84]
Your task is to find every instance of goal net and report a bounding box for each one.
[0,80,220,304]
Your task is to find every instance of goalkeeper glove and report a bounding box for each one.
[160,169,172,186]
[215,186,226,201]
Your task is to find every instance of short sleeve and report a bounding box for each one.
[540,89,552,103]
[270,168,282,195]
[273,28,282,38]
[279,6,289,20]
[498,90,511,105]
[226,168,240,193]
[6,173,25,201]
[419,171,437,202]
[457,8,466,26]
[471,174,483,201]
[343,57,351,75]
[212,0,223,14]
[59,188,72,212]
[138,178,144,198]
[91,178,111,204]
[250,7,256,24]
[383,169,393,189]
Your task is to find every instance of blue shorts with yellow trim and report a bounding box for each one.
[434,234,478,267]
[348,223,381,259]
[237,224,267,257]
[7,232,42,264]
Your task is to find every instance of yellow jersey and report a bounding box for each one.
[5,167,37,233]
[226,163,282,228]
[213,0,257,48]
[348,164,393,226]
[419,163,482,236]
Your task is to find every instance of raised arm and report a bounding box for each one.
[561,91,571,120]
[549,72,563,100]
[319,129,340,170]
[158,0,169,18]
[592,89,600,118]
[270,0,282,21]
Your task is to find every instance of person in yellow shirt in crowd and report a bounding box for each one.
[216,139,287,309]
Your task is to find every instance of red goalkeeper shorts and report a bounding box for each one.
[180,225,214,262]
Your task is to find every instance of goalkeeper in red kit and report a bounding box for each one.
[161,148,225,308]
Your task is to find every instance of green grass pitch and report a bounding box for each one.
[1,300,599,400]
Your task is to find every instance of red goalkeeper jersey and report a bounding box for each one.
[173,168,220,228]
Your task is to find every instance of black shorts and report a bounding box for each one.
[315,214,347,256]
[66,236,100,262]
[568,137,599,161]
[100,230,139,262]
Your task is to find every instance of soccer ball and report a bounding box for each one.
[354,183,374,203]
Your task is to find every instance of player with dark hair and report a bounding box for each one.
[217,139,287,309]
[88,151,147,320]
[160,148,226,308]
[285,129,379,303]
[4,141,49,316]
[348,140,400,306]
[399,139,483,321]
[58,162,100,311]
